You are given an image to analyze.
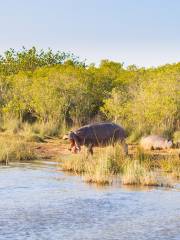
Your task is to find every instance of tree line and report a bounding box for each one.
[0,47,179,139]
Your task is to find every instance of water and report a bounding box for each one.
[0,161,179,240]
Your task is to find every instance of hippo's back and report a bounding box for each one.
[140,135,172,150]
[75,122,126,146]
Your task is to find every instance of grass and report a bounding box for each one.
[122,159,172,187]
[158,155,180,179]
[0,117,67,142]
[173,131,180,147]
[0,135,36,164]
[2,118,23,134]
[2,117,63,135]
[61,145,126,185]
[61,152,88,174]
[0,117,68,164]
[30,121,61,138]
[60,144,179,187]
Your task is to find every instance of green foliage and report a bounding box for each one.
[0,47,85,75]
[0,47,179,138]
[102,65,180,137]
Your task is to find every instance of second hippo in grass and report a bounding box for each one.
[63,122,128,155]
[140,135,173,150]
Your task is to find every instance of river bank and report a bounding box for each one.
[1,134,179,188]
[32,138,180,188]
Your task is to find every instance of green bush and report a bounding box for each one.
[0,47,179,137]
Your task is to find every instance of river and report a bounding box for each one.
[0,161,179,240]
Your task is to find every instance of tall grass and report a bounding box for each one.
[122,159,172,187]
[0,117,67,164]
[158,155,180,179]
[31,121,61,138]
[173,131,180,147]
[2,118,23,134]
[0,135,36,164]
[1,117,66,142]
[61,144,178,187]
[62,145,124,185]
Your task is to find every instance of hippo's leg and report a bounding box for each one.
[87,144,93,155]
[121,139,128,155]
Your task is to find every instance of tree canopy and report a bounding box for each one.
[0,47,179,138]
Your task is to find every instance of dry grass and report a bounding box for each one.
[0,118,66,164]
[158,155,180,179]
[31,121,61,138]
[60,144,178,187]
[61,152,87,174]
[62,145,123,185]
[84,173,111,185]
[122,160,173,187]
[173,131,180,147]
[2,118,23,134]
[0,135,36,164]
[1,117,65,143]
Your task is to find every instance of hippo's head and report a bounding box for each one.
[63,131,81,153]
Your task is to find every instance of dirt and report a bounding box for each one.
[34,138,180,160]
[34,138,70,159]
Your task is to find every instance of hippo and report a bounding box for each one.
[140,135,173,150]
[63,122,128,155]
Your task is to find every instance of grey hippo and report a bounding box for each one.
[140,135,173,150]
[63,122,128,155]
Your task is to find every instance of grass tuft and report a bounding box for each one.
[0,135,36,164]
[122,159,172,187]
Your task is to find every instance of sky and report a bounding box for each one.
[0,0,180,67]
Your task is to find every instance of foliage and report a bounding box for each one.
[102,65,180,137]
[0,47,179,139]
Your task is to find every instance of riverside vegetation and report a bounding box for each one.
[61,145,180,187]
[0,47,179,186]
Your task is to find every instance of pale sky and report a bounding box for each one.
[0,0,180,67]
